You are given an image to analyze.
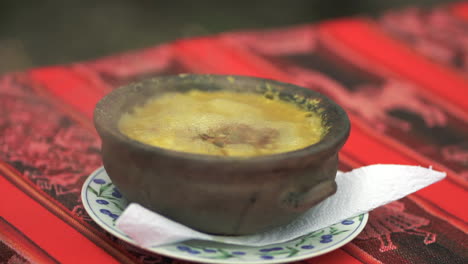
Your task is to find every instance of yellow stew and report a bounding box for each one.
[118,90,326,157]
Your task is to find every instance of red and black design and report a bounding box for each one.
[353,198,468,264]
[379,7,468,75]
[359,201,436,253]
[0,74,102,211]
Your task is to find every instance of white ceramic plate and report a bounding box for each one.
[82,167,368,264]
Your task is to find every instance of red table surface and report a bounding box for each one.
[1,3,467,264]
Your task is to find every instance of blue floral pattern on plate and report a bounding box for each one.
[82,167,368,264]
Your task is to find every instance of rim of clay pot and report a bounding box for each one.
[94,74,350,164]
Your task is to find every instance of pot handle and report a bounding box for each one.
[280,180,337,212]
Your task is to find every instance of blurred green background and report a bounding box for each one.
[0,0,461,74]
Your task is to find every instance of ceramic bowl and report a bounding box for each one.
[94,74,350,235]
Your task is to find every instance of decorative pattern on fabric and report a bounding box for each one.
[379,7,468,75]
[0,74,102,211]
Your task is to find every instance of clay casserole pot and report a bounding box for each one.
[94,74,350,235]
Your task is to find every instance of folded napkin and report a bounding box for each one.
[116,164,445,247]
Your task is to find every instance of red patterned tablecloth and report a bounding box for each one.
[1,2,467,264]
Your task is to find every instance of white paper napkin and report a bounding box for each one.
[116,164,445,247]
